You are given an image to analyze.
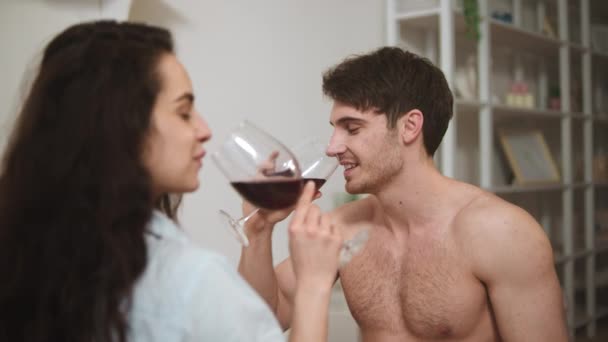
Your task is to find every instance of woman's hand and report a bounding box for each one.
[288,181,342,292]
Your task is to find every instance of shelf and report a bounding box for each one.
[593,114,608,123]
[575,310,593,330]
[489,184,566,194]
[576,268,608,291]
[597,269,608,289]
[574,307,608,330]
[492,104,566,119]
[572,182,592,190]
[592,50,608,65]
[454,103,590,119]
[569,42,588,54]
[596,240,608,254]
[555,253,568,264]
[571,113,590,120]
[395,11,563,58]
[395,8,467,34]
[598,307,608,321]
[455,98,485,113]
[574,307,608,328]
[555,248,594,265]
[555,253,570,265]
[394,7,440,22]
[489,19,562,58]
[489,182,598,194]
[596,182,608,189]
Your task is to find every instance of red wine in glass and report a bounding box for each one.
[230,178,327,210]
[230,179,303,210]
[303,178,326,191]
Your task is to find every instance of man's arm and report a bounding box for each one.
[468,201,568,341]
[238,237,297,329]
[238,189,355,330]
[237,205,298,330]
[238,188,343,330]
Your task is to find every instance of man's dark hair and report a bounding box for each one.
[323,46,453,156]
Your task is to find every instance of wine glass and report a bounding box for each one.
[215,134,339,247]
[212,121,303,245]
[292,137,369,266]
[292,136,339,192]
[212,124,369,265]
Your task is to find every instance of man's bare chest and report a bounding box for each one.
[338,231,488,339]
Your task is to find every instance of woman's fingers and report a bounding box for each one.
[320,213,332,234]
[291,181,316,228]
[304,204,322,228]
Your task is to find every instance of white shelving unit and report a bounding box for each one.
[387,0,608,338]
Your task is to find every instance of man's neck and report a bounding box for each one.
[373,158,450,234]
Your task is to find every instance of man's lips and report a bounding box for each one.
[341,161,358,177]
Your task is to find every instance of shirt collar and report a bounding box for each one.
[146,210,188,243]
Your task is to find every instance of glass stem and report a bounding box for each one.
[238,208,260,226]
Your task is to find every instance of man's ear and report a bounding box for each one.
[397,109,423,145]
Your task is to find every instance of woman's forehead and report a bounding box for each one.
[157,54,193,97]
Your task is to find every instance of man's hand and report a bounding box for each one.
[242,189,322,239]
[242,200,293,234]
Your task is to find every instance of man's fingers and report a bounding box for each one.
[268,150,279,161]
[257,151,280,177]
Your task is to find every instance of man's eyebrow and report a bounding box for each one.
[174,92,194,104]
[330,117,365,127]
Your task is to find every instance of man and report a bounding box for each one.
[238,47,568,341]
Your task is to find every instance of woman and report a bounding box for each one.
[0,20,341,342]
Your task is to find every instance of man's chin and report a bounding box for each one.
[345,182,365,195]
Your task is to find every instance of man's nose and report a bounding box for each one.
[326,136,346,157]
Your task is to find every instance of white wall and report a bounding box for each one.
[129,0,384,265]
[0,1,384,340]
[0,0,101,152]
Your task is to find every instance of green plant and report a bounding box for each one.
[463,0,481,41]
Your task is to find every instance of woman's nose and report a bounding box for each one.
[195,112,212,142]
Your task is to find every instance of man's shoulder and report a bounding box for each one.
[453,189,539,238]
[452,188,554,279]
[328,195,378,234]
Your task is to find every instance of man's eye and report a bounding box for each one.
[180,113,191,120]
[347,127,359,134]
